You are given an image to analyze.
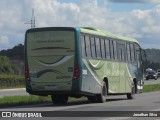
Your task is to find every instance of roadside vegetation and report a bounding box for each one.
[143,83,160,93]
[0,95,51,108]
[0,54,25,89]
[0,74,24,89]
[0,95,87,108]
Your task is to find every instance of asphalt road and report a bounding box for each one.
[0,91,160,120]
[144,77,160,85]
[0,88,28,98]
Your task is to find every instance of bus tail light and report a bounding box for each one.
[73,65,80,79]
[25,67,30,80]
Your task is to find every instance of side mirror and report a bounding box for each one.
[140,49,147,62]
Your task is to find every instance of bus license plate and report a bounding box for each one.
[45,86,58,90]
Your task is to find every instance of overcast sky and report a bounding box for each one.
[0,0,160,50]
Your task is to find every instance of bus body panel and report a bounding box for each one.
[26,29,75,92]
[81,59,133,94]
[81,59,102,94]
[25,27,144,98]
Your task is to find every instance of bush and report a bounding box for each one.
[0,75,24,89]
[0,56,14,74]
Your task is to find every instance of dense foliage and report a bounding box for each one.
[144,49,160,71]
[0,74,24,89]
[0,44,24,60]
[145,49,160,64]
[0,56,14,74]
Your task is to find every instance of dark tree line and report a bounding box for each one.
[144,61,160,71]
[0,44,24,74]
[0,56,14,74]
[0,44,24,60]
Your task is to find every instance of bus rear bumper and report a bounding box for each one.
[26,87,96,97]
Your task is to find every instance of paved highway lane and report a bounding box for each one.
[0,88,28,98]
[144,77,160,85]
[0,91,160,120]
[2,91,160,112]
[0,92,160,120]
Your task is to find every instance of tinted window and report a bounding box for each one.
[85,36,91,58]
[147,71,155,74]
[127,44,131,62]
[81,35,86,57]
[130,43,135,62]
[117,43,125,61]
[100,39,105,59]
[135,44,141,61]
[110,40,114,59]
[105,39,110,59]
[113,41,117,60]
[91,37,96,58]
[95,38,101,58]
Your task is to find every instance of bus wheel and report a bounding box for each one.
[96,81,107,103]
[127,82,135,99]
[87,96,97,103]
[51,95,68,104]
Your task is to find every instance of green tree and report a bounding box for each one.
[0,56,14,74]
[0,44,24,60]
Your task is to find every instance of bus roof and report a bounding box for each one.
[79,27,139,44]
[26,27,139,44]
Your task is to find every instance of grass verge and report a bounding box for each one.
[0,95,51,108]
[0,95,86,108]
[143,84,160,92]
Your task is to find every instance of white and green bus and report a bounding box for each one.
[25,27,145,104]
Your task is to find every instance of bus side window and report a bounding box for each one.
[95,37,101,59]
[117,43,125,61]
[105,39,110,59]
[113,40,117,60]
[130,43,135,62]
[91,37,96,58]
[135,44,141,61]
[127,43,131,62]
[109,40,114,60]
[85,36,91,58]
[81,35,86,57]
[100,38,106,59]
[121,45,125,61]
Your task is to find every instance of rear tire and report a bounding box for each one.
[51,94,68,104]
[96,81,107,103]
[127,82,135,99]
